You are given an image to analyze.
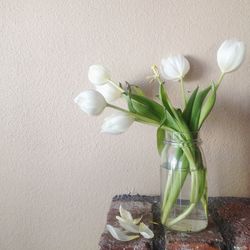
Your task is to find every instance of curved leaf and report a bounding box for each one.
[198,83,216,129]
[159,84,174,116]
[190,86,211,131]
[183,86,199,125]
[127,94,165,121]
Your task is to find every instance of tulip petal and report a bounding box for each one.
[88,64,111,85]
[118,220,140,233]
[101,114,134,134]
[119,205,133,221]
[161,55,190,81]
[116,215,143,225]
[96,83,121,102]
[133,216,143,225]
[106,225,139,241]
[116,215,127,223]
[217,39,246,73]
[74,90,107,115]
[139,222,154,239]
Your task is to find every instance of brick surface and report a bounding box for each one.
[99,197,154,250]
[209,197,250,250]
[164,216,224,250]
[99,195,250,250]
[152,202,224,250]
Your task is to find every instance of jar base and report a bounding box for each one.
[164,218,208,233]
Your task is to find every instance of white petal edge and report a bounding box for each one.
[116,215,142,225]
[106,225,139,241]
[133,216,143,225]
[118,220,140,233]
[119,205,133,221]
[139,222,154,239]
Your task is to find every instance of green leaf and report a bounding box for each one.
[126,94,164,121]
[157,127,165,154]
[189,86,211,131]
[198,83,216,129]
[159,84,174,116]
[183,87,199,125]
[159,84,168,106]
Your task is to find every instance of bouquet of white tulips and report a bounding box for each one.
[75,39,246,234]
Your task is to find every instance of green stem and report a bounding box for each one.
[215,73,225,91]
[180,78,187,107]
[151,65,178,119]
[161,169,189,224]
[166,203,196,227]
[107,103,174,131]
[161,142,207,227]
[108,80,125,93]
[161,153,189,224]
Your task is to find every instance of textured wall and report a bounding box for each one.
[1,1,249,249]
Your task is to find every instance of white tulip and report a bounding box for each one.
[88,64,111,85]
[161,55,190,81]
[96,83,121,102]
[74,90,106,115]
[217,39,246,73]
[106,206,154,241]
[101,113,134,134]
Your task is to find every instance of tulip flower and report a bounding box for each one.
[74,90,106,115]
[88,64,111,85]
[106,205,154,241]
[101,113,134,134]
[96,83,122,102]
[217,39,246,73]
[161,55,190,81]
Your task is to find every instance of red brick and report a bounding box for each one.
[209,197,250,250]
[164,215,224,250]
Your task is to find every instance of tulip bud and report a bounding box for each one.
[74,90,106,115]
[96,83,121,102]
[217,39,246,73]
[88,64,111,85]
[161,55,190,81]
[101,113,134,134]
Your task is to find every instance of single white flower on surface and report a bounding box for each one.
[161,55,190,81]
[106,225,139,242]
[107,205,154,241]
[139,222,154,239]
[74,90,106,115]
[101,113,134,134]
[117,205,143,224]
[119,205,133,221]
[118,220,140,233]
[88,64,111,85]
[96,83,122,102]
[217,39,246,73]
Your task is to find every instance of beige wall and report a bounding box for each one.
[1,0,250,249]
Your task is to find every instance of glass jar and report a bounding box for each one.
[160,131,208,232]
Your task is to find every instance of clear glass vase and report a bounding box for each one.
[160,131,208,232]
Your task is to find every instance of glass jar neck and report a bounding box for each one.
[164,131,201,146]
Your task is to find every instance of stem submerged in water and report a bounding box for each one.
[160,137,208,231]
